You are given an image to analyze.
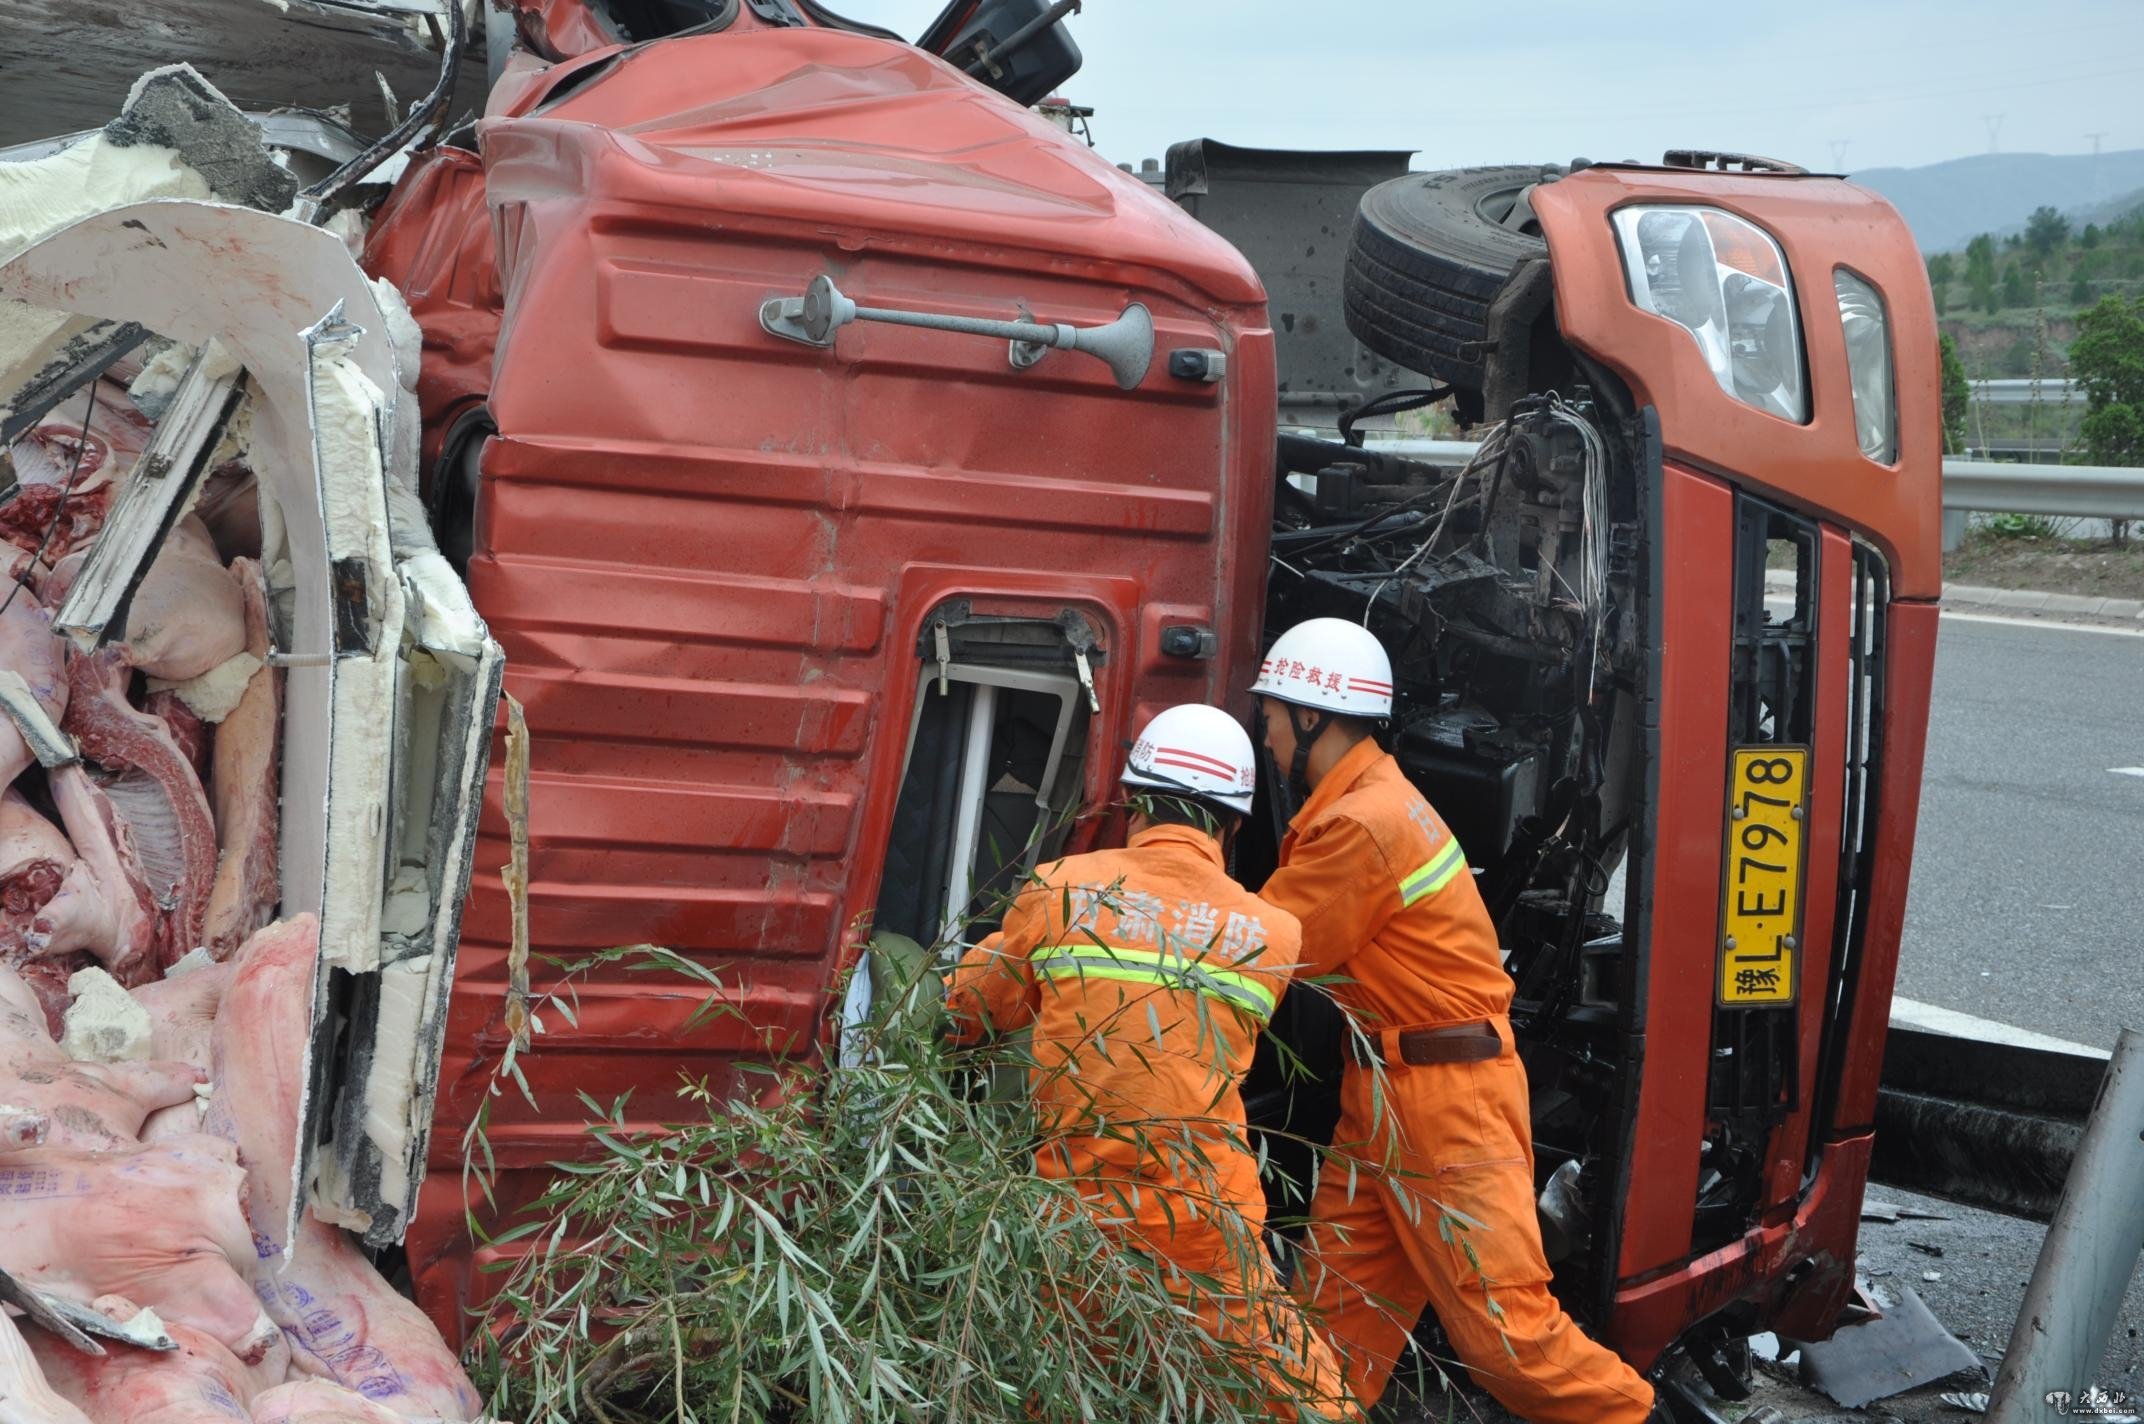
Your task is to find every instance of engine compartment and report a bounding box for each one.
[1242,374,1657,1319]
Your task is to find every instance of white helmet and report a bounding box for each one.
[1250,617,1394,719]
[1121,703,1257,817]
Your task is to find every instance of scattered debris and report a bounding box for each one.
[1940,1390,1990,1412]
[57,965,150,1062]
[1797,1287,1985,1408]
[1910,1241,1947,1257]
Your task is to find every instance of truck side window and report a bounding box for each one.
[873,662,1089,953]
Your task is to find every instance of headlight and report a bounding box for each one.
[1612,206,1807,422]
[1833,269,1897,463]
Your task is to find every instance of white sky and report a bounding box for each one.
[833,1,2144,174]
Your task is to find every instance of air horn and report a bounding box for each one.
[760,275,1154,390]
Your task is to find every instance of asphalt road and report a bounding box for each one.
[1896,613,2144,1053]
[0,0,484,150]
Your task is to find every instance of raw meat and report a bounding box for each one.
[145,688,210,783]
[0,1043,200,1149]
[132,959,231,1143]
[29,1317,255,1424]
[201,917,480,1419]
[0,381,154,561]
[258,1213,481,1422]
[201,560,277,957]
[0,958,55,1050]
[0,1134,281,1364]
[202,916,316,1259]
[0,593,70,791]
[31,765,159,985]
[246,1381,404,1424]
[0,1306,92,1424]
[61,648,217,964]
[123,519,247,683]
[0,790,74,963]
[132,958,230,1071]
[192,465,261,564]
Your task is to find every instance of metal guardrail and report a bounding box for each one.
[1970,377,2079,406]
[1943,459,2144,519]
[1359,438,2144,522]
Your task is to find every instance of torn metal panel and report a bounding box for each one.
[49,345,247,652]
[1794,1286,1983,1409]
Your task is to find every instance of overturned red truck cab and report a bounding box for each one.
[354,0,1941,1389]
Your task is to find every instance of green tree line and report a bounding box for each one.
[1927,202,2144,319]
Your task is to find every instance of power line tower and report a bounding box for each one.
[1982,113,2005,154]
[1828,139,1850,171]
[2085,131,2109,200]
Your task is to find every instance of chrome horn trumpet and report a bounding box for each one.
[760,275,1155,390]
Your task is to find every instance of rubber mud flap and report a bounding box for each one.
[1343,165,1560,391]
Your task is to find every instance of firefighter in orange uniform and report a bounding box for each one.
[1252,618,1659,1423]
[944,703,1352,1420]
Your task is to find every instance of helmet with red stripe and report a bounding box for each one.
[1249,617,1394,718]
[1121,704,1257,817]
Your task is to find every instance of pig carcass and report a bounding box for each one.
[0,594,69,791]
[0,1135,282,1364]
[259,1213,484,1422]
[199,559,276,956]
[0,1047,201,1150]
[0,382,154,562]
[0,791,74,981]
[205,916,482,1421]
[0,1306,92,1424]
[31,764,162,988]
[30,1318,256,1424]
[248,1380,408,1424]
[61,647,218,966]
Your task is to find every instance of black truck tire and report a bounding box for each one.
[1343,165,1561,392]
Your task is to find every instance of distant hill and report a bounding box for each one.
[1851,150,2144,253]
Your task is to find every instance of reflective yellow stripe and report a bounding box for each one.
[1030,944,1278,1021]
[1399,838,1468,906]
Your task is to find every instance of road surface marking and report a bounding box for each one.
[1890,996,2111,1058]
[2112,767,2144,778]
[1936,611,2144,639]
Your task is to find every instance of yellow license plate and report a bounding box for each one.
[1718,746,1808,1007]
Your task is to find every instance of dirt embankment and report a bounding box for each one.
[1945,533,2144,601]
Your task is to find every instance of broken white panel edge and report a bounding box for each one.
[315,551,503,1243]
[0,313,147,444]
[0,670,76,767]
[0,199,488,1246]
[50,346,247,651]
[302,308,401,977]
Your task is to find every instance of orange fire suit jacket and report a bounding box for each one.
[1257,737,1656,1424]
[943,822,1304,1193]
[945,823,1356,1419]
[1261,736,1508,1032]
